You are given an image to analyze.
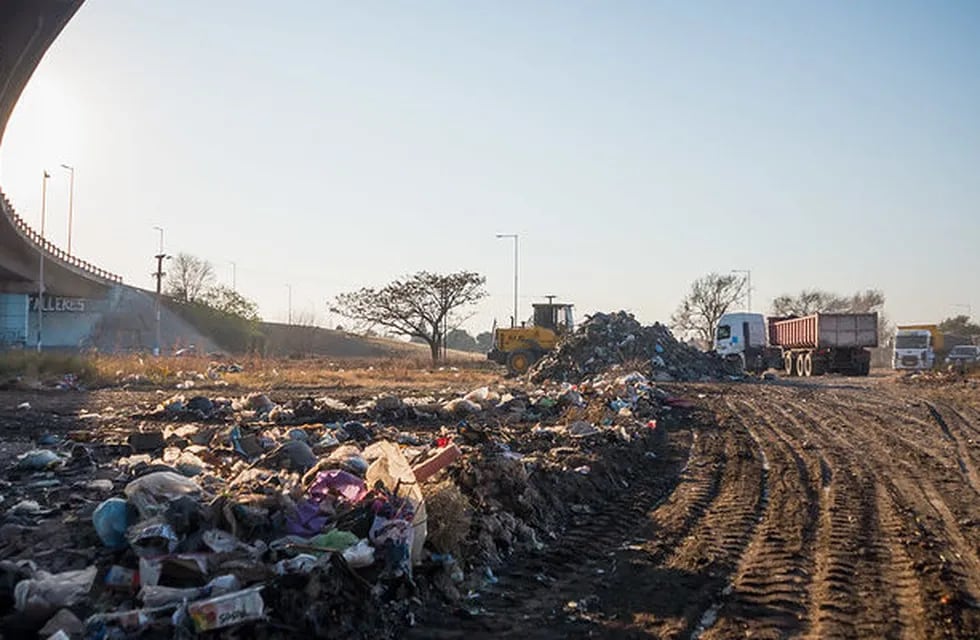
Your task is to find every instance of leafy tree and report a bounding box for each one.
[938,315,980,337]
[332,271,487,363]
[475,331,494,353]
[207,285,259,321]
[446,328,478,352]
[166,253,215,303]
[671,273,746,347]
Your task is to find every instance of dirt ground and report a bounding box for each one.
[410,373,980,639]
[1,371,977,639]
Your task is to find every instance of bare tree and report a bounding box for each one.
[771,288,884,316]
[671,273,746,347]
[332,271,487,363]
[166,253,215,304]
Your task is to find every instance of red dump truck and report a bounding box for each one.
[715,312,878,377]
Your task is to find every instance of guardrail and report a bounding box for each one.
[0,189,123,284]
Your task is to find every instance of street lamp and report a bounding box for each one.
[230,261,237,291]
[496,233,519,327]
[152,226,166,356]
[61,164,75,254]
[732,269,752,312]
[37,170,51,352]
[286,284,293,324]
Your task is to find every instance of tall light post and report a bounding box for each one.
[36,170,50,352]
[230,261,237,291]
[496,233,519,327]
[732,269,752,312]
[152,226,166,356]
[286,284,293,324]
[61,164,75,254]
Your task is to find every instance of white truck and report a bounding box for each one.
[716,311,878,377]
[893,325,971,370]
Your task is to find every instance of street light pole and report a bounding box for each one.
[230,261,237,291]
[286,284,293,324]
[496,233,519,327]
[152,226,166,356]
[61,164,75,254]
[37,170,50,352]
[732,269,752,312]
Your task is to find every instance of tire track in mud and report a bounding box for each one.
[697,397,819,639]
[762,393,928,639]
[777,391,978,638]
[923,401,980,496]
[850,394,980,495]
[657,410,767,639]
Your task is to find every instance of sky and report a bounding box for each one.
[1,0,978,335]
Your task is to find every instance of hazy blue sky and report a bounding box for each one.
[2,1,978,333]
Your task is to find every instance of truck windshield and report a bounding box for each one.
[896,335,928,349]
[950,346,975,355]
[716,325,731,340]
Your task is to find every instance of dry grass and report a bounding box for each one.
[422,479,473,554]
[0,351,501,392]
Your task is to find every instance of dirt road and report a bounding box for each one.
[412,376,980,639]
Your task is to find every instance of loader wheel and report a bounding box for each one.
[803,353,813,377]
[784,353,795,376]
[506,350,533,375]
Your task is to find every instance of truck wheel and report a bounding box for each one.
[506,350,533,375]
[796,353,807,378]
[803,353,813,377]
[784,353,795,376]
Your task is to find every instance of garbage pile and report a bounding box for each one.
[529,311,727,383]
[0,373,693,638]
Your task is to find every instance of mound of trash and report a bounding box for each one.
[0,373,700,638]
[529,310,727,383]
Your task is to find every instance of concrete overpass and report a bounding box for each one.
[0,1,216,352]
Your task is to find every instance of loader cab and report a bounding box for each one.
[532,303,574,333]
[715,312,768,357]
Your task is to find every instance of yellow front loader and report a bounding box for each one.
[487,301,574,374]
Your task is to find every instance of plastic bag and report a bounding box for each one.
[127,522,179,558]
[16,449,61,471]
[342,540,376,568]
[14,566,97,616]
[124,472,201,519]
[92,498,131,549]
[139,575,240,608]
[308,469,367,504]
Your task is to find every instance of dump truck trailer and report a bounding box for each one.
[771,313,878,376]
[715,312,878,377]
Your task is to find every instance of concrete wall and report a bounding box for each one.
[0,293,28,346]
[0,286,220,353]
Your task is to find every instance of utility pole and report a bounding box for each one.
[230,261,237,291]
[37,171,50,352]
[286,284,292,324]
[61,164,75,254]
[152,227,167,356]
[732,269,752,312]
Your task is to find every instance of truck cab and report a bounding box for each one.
[894,327,935,370]
[715,312,773,372]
